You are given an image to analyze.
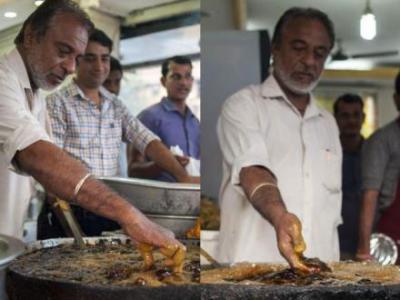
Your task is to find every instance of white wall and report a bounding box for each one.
[376,87,398,127]
[201,0,235,31]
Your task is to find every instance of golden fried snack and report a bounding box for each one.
[186,218,201,239]
[137,243,154,270]
[137,243,187,274]
[160,244,187,273]
[289,217,331,274]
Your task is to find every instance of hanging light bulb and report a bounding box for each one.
[360,0,376,40]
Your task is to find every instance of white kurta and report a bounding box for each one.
[216,75,342,263]
[0,49,51,238]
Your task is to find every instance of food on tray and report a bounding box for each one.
[10,241,199,287]
[201,261,400,286]
[200,197,220,230]
[186,218,201,239]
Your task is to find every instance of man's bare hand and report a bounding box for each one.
[355,251,373,262]
[181,176,200,184]
[275,212,314,272]
[174,155,190,167]
[121,208,186,271]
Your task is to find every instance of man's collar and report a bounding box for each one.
[69,79,116,103]
[260,74,322,119]
[161,97,193,115]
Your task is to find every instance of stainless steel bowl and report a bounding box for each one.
[99,177,200,216]
[370,233,398,265]
[146,214,197,237]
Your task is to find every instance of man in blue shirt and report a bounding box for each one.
[128,56,200,182]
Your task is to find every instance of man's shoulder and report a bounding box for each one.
[138,102,163,119]
[46,82,77,110]
[369,119,400,142]
[223,84,261,109]
[0,51,25,88]
[317,106,336,122]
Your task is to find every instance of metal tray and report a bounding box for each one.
[7,237,201,300]
[99,177,200,216]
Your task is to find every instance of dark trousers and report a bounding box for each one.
[37,198,120,239]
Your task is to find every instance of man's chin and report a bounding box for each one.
[39,83,59,91]
[287,80,318,95]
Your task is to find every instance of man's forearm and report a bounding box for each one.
[145,140,189,182]
[357,189,379,254]
[128,160,163,179]
[15,140,136,225]
[239,165,287,227]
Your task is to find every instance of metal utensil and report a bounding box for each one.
[200,247,221,268]
[370,233,398,265]
[50,197,85,247]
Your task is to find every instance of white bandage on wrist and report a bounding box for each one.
[74,173,92,198]
[249,182,278,200]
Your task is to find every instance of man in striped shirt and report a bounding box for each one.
[37,29,198,238]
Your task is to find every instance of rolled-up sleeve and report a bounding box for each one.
[217,90,273,186]
[118,100,159,155]
[0,71,50,169]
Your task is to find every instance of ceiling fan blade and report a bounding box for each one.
[331,52,348,61]
[351,50,399,59]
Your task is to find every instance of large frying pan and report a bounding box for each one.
[6,237,200,300]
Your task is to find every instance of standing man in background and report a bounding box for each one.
[103,56,128,177]
[334,93,365,260]
[357,73,400,263]
[103,56,123,96]
[128,56,200,182]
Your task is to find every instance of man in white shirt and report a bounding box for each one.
[0,0,187,264]
[216,7,342,270]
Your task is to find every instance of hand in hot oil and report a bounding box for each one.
[137,242,187,273]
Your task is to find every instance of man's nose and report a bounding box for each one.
[62,56,76,75]
[302,50,317,67]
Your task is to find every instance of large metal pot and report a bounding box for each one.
[6,237,200,300]
[99,177,200,216]
[100,177,200,236]
[0,235,25,300]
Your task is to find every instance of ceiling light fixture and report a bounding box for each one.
[360,0,376,40]
[34,0,44,6]
[4,11,17,18]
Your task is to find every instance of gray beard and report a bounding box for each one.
[25,54,54,91]
[274,67,320,95]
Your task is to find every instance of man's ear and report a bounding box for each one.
[160,76,166,87]
[23,24,35,47]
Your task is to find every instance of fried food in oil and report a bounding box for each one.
[138,243,187,273]
[200,197,220,230]
[186,218,201,239]
[289,217,330,274]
